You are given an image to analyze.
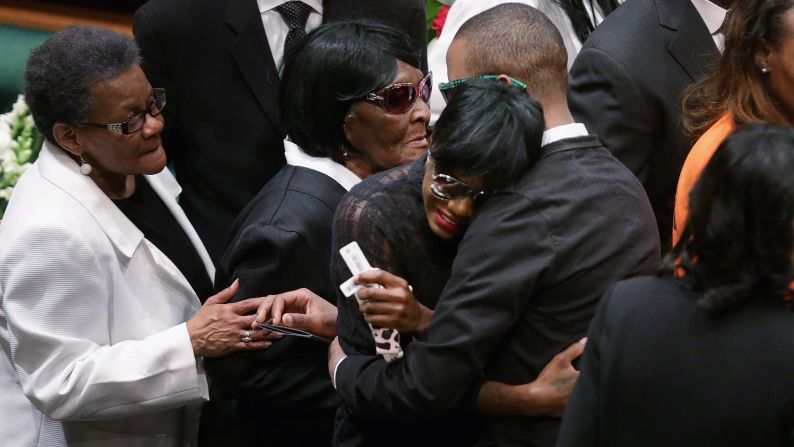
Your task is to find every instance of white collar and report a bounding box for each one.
[283,139,361,191]
[257,0,323,15]
[690,0,728,35]
[541,123,589,146]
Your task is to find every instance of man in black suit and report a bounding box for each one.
[133,0,426,262]
[330,5,661,446]
[568,0,732,249]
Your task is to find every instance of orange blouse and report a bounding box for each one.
[672,114,736,245]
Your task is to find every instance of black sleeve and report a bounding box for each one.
[555,283,617,447]
[568,47,654,185]
[133,4,183,168]
[204,224,336,409]
[331,191,407,358]
[335,192,556,416]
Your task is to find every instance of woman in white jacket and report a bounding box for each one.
[0,25,272,446]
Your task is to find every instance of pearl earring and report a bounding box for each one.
[761,67,770,74]
[79,155,93,175]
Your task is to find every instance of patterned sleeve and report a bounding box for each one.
[331,166,413,358]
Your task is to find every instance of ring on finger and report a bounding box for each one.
[242,330,253,344]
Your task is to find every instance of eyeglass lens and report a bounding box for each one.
[382,73,432,114]
[125,89,167,134]
[431,174,483,202]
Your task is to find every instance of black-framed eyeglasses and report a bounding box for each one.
[80,88,166,135]
[365,72,432,115]
[427,152,489,204]
[438,75,528,104]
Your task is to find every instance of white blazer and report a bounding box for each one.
[0,142,213,446]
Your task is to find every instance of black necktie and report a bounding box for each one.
[275,1,313,54]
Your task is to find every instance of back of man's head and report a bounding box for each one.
[451,3,568,101]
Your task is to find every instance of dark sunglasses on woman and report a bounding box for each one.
[427,151,490,205]
[366,72,432,114]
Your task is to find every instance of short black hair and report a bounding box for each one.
[280,20,421,161]
[430,78,544,190]
[24,25,140,142]
[664,125,794,315]
[454,3,568,100]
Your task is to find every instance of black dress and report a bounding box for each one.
[331,157,476,446]
[558,276,794,447]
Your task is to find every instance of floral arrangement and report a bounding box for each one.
[0,96,44,219]
[426,0,455,40]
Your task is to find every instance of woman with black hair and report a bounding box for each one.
[205,20,431,446]
[324,78,586,446]
[557,125,794,446]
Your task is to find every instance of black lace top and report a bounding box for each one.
[331,156,458,357]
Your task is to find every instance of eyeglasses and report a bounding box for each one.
[365,72,432,114]
[438,75,528,103]
[427,153,489,204]
[80,88,166,135]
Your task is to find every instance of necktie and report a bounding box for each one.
[275,1,313,54]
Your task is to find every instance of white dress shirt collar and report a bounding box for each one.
[690,0,728,52]
[283,139,361,191]
[257,0,323,15]
[541,123,589,146]
[690,0,728,35]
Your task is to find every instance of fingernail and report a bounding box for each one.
[579,337,588,345]
[233,278,240,286]
[264,342,272,348]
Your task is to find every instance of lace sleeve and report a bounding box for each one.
[331,165,415,357]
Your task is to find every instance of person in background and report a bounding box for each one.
[568,0,733,250]
[428,0,619,123]
[328,5,660,446]
[206,21,431,446]
[133,0,427,262]
[558,125,794,447]
[674,0,794,244]
[0,25,271,447]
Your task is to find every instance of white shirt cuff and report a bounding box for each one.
[332,355,348,389]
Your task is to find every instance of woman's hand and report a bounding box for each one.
[477,338,586,417]
[355,269,433,335]
[253,288,338,340]
[187,280,278,358]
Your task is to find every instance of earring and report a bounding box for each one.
[79,155,92,175]
[761,67,770,74]
[342,149,349,159]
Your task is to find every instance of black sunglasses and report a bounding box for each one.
[427,152,490,205]
[365,72,432,114]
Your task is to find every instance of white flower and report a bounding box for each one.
[0,121,13,157]
[0,186,13,201]
[9,95,28,118]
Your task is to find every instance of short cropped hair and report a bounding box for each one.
[280,21,421,161]
[666,125,794,315]
[24,25,140,142]
[430,78,545,190]
[454,3,568,99]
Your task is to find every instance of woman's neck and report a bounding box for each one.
[91,171,137,199]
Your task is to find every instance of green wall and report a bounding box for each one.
[0,25,51,113]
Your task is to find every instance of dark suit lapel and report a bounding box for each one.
[657,0,720,82]
[226,0,282,130]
